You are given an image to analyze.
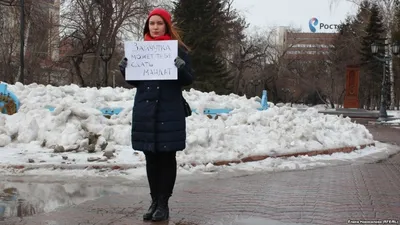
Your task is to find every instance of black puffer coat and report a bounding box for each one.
[121,47,193,153]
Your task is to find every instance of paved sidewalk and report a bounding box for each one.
[364,124,400,146]
[2,124,400,225]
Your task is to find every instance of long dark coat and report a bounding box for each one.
[121,47,193,153]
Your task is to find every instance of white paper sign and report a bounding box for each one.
[124,40,178,80]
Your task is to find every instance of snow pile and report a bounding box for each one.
[0,83,374,165]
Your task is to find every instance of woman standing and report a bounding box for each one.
[119,8,193,222]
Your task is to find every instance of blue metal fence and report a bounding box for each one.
[1,82,269,118]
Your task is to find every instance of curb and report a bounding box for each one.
[211,143,375,166]
[0,143,375,171]
[368,121,400,126]
[0,164,140,171]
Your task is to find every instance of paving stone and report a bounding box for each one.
[1,123,400,225]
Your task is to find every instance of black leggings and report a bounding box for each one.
[144,151,177,197]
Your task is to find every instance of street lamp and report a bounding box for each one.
[371,42,379,54]
[371,41,400,54]
[100,44,113,87]
[370,40,400,121]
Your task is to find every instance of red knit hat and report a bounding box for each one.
[147,8,171,25]
[143,8,172,36]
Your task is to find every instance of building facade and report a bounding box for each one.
[269,27,339,103]
[0,0,61,62]
[30,0,61,62]
[0,5,19,57]
[276,26,337,61]
[47,0,61,61]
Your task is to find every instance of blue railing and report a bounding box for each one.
[191,90,269,117]
[1,82,269,118]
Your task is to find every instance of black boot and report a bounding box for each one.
[151,195,170,222]
[143,152,159,220]
[143,194,157,220]
[151,152,176,222]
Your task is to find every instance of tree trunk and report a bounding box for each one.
[16,17,31,83]
[72,56,85,86]
[272,80,279,103]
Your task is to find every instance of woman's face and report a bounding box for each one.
[149,15,166,38]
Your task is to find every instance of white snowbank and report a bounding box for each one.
[0,83,374,166]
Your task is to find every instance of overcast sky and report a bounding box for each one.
[232,0,359,32]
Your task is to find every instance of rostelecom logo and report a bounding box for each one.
[309,17,318,33]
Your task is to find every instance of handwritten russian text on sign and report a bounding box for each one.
[124,40,178,80]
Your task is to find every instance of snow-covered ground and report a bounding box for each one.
[0,82,398,179]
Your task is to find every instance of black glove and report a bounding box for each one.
[119,57,127,69]
[118,57,127,75]
[174,56,185,69]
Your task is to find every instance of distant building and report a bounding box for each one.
[48,0,61,61]
[268,27,339,103]
[29,0,61,62]
[273,26,290,47]
[59,37,74,59]
[0,0,61,62]
[275,26,337,61]
[0,5,19,57]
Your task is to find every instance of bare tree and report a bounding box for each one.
[0,0,17,6]
[0,0,62,84]
[224,28,272,94]
[60,0,151,87]
[0,4,19,82]
[260,26,316,103]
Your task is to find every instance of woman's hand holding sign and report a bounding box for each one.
[119,57,128,73]
[120,55,186,75]
[118,57,139,87]
[174,56,185,69]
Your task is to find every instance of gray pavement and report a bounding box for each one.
[1,122,400,225]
